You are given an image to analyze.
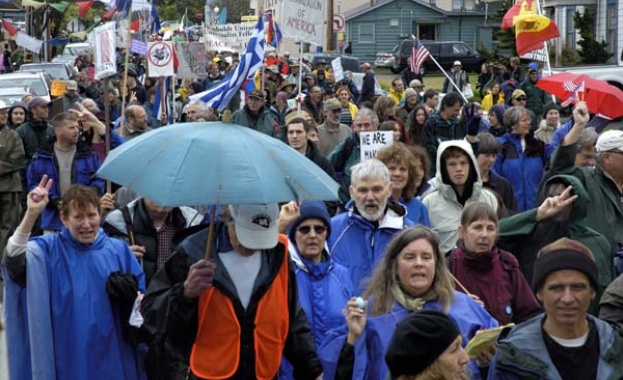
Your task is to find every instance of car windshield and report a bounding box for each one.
[22,65,67,79]
[0,78,46,96]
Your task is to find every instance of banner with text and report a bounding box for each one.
[360,131,394,161]
[280,0,324,46]
[175,42,207,79]
[204,22,256,52]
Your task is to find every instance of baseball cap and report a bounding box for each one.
[66,80,78,91]
[323,98,341,111]
[248,89,265,100]
[453,60,462,66]
[266,65,279,73]
[596,130,623,153]
[0,100,8,110]
[229,204,279,250]
[28,97,50,111]
[512,89,527,99]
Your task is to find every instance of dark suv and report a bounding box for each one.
[393,40,485,73]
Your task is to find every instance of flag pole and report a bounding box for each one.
[534,0,556,102]
[104,76,112,193]
[159,76,166,119]
[297,40,303,113]
[428,54,468,103]
[120,4,133,126]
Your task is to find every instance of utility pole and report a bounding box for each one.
[326,0,334,52]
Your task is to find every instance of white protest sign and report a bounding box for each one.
[280,0,325,46]
[147,41,174,77]
[331,57,343,84]
[204,23,256,52]
[360,131,394,161]
[93,22,116,80]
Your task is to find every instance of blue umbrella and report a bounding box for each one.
[97,122,340,208]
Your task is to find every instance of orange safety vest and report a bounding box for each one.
[189,235,290,379]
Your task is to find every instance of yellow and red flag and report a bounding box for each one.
[501,0,560,56]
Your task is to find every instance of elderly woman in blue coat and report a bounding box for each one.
[319,226,498,380]
[278,201,356,379]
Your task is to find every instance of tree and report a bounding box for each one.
[574,8,612,64]
[491,0,516,56]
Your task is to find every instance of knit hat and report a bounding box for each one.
[532,238,598,291]
[404,88,418,99]
[542,103,559,119]
[489,104,505,122]
[385,310,461,378]
[287,201,331,243]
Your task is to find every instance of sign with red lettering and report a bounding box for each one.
[280,0,325,46]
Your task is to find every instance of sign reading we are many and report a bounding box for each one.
[360,131,394,161]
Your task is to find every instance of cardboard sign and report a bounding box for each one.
[93,22,117,80]
[130,39,148,55]
[147,41,174,77]
[360,131,394,161]
[331,57,343,84]
[280,0,325,46]
[50,80,66,97]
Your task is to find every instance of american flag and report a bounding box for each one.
[410,39,430,74]
[561,80,585,106]
[189,17,265,112]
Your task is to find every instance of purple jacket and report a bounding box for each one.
[447,246,541,325]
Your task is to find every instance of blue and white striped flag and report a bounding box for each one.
[189,17,265,112]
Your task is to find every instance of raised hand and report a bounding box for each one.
[344,297,367,345]
[28,175,53,213]
[536,185,578,221]
[572,101,589,126]
[278,201,300,233]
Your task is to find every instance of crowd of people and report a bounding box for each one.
[1,46,623,380]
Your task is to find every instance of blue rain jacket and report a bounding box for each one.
[2,228,146,380]
[279,242,356,379]
[319,292,499,380]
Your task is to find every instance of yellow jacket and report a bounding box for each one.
[481,92,505,112]
[388,89,404,106]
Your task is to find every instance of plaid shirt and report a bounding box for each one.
[155,217,174,269]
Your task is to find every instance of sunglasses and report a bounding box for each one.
[296,225,327,235]
[515,97,527,101]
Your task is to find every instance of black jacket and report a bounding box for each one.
[306,140,337,181]
[140,223,322,380]
[102,198,203,285]
[358,71,375,104]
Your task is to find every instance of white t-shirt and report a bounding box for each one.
[218,250,262,310]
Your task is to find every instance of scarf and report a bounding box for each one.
[391,283,426,311]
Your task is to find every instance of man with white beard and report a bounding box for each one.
[327,159,414,293]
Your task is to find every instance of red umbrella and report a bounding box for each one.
[536,72,623,119]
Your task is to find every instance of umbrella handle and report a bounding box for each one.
[204,206,217,260]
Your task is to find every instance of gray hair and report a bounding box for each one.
[577,128,598,152]
[184,100,212,118]
[354,107,380,127]
[503,106,528,130]
[81,98,100,114]
[350,159,391,186]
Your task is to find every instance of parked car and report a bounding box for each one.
[20,62,76,80]
[51,42,91,65]
[375,45,398,69]
[310,54,361,73]
[0,72,51,102]
[393,40,485,74]
[0,86,33,105]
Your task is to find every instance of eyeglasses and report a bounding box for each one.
[296,225,327,235]
[515,97,527,101]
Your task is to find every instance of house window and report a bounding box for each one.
[452,0,464,11]
[358,24,375,43]
[565,7,575,49]
[606,3,616,54]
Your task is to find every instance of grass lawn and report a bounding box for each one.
[376,69,482,102]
